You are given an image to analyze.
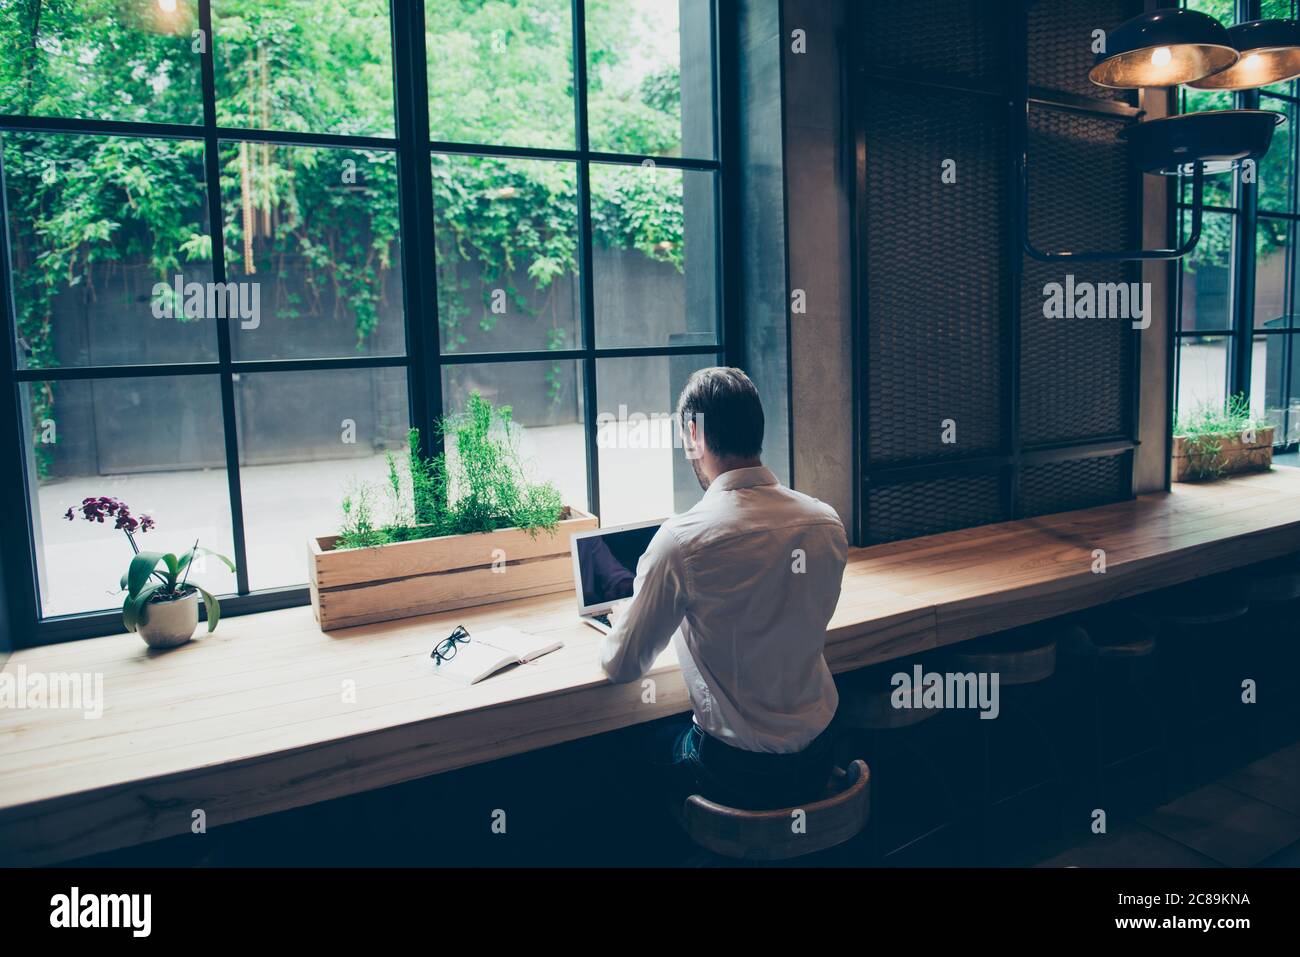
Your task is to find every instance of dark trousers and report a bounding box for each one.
[645,717,837,811]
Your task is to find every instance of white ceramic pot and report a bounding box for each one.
[137,589,200,649]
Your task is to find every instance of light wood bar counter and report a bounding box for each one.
[4,468,1300,865]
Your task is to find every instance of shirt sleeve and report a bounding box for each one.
[599,527,688,683]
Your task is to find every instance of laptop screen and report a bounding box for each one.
[573,523,661,613]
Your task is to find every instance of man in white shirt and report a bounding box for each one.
[600,367,848,809]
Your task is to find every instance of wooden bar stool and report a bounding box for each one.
[677,760,870,864]
[1139,574,1252,791]
[946,623,1065,865]
[835,658,964,864]
[1058,608,1161,816]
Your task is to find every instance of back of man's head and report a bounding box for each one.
[677,367,765,460]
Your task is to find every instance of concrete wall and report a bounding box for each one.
[1136,78,1175,494]
[735,0,792,486]
[37,247,696,479]
[779,0,854,526]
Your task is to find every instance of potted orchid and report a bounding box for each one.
[65,496,236,648]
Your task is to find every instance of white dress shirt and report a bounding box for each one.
[599,466,848,754]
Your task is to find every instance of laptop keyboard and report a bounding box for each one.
[593,613,611,628]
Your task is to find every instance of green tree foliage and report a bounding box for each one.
[1181,0,1292,271]
[0,0,688,472]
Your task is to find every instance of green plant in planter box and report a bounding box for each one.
[335,392,565,550]
[64,497,236,633]
[1173,393,1266,481]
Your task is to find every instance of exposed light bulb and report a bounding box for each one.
[158,0,177,11]
[1151,47,1173,67]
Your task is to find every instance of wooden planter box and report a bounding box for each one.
[1172,427,1273,483]
[308,507,598,631]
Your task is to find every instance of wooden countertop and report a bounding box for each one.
[4,468,1300,865]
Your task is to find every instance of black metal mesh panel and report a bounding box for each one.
[1020,106,1134,446]
[1018,454,1127,518]
[863,84,1006,466]
[862,0,1007,81]
[1028,0,1141,102]
[866,474,1006,544]
[853,1,1142,546]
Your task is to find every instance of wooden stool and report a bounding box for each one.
[950,625,1058,685]
[1139,574,1252,791]
[678,760,870,863]
[835,659,963,864]
[1059,609,1162,816]
[946,623,1065,865]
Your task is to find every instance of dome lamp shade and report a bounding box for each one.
[1119,109,1286,176]
[1186,19,1300,90]
[1089,9,1237,88]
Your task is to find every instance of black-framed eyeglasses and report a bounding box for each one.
[431,625,470,666]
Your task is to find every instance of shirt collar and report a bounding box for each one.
[702,465,779,499]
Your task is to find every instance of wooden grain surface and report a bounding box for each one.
[4,468,1300,865]
[309,508,598,629]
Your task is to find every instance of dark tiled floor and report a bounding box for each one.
[1037,821,1217,868]
[1039,742,1300,868]
[1220,741,1300,816]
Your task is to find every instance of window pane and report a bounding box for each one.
[432,154,579,355]
[586,0,715,159]
[596,354,717,526]
[1288,335,1300,443]
[591,163,717,348]
[213,0,394,137]
[426,0,574,149]
[220,142,404,360]
[1186,0,1234,21]
[0,0,201,124]
[1250,333,1289,440]
[440,360,587,513]
[1176,335,1230,418]
[3,132,216,370]
[1256,217,1290,329]
[1179,211,1234,331]
[235,367,409,591]
[1262,0,1298,96]
[1179,163,1235,209]
[24,375,237,618]
[1258,96,1294,214]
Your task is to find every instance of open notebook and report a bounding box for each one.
[432,626,564,685]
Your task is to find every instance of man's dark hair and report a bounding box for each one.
[676,367,765,459]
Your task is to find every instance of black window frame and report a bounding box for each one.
[0,0,734,648]
[1174,0,1300,447]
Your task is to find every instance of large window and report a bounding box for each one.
[1175,0,1300,447]
[0,0,725,643]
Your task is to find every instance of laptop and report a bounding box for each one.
[570,520,662,634]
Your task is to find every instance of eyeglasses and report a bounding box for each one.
[431,625,470,666]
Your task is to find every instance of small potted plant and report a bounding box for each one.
[65,497,235,648]
[1172,393,1274,482]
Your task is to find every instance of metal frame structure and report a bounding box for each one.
[1174,0,1300,451]
[850,0,1145,543]
[0,0,731,647]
